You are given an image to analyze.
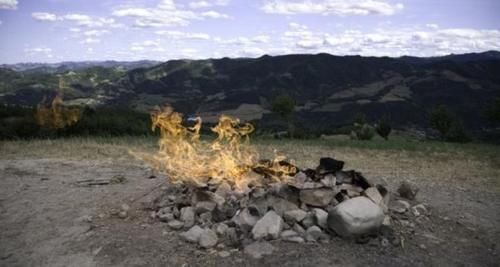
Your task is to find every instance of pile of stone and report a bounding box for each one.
[144,157,422,259]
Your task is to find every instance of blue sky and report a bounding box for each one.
[0,0,499,63]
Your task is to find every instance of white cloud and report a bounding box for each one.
[112,1,229,28]
[63,14,92,22]
[239,47,266,57]
[155,30,211,40]
[189,0,230,9]
[200,11,230,19]
[80,38,101,44]
[83,29,110,37]
[0,0,17,10]
[25,47,53,58]
[32,12,58,22]
[262,0,403,16]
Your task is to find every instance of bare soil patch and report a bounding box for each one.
[0,138,499,266]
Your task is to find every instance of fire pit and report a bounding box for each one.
[135,106,422,259]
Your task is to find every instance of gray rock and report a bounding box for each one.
[180,207,195,228]
[244,241,275,259]
[313,208,328,229]
[251,210,284,240]
[320,174,336,188]
[397,181,418,200]
[362,187,383,206]
[411,204,428,216]
[198,211,213,225]
[283,209,307,224]
[195,201,217,214]
[199,229,218,248]
[306,226,328,242]
[300,189,335,207]
[280,230,305,243]
[327,196,384,237]
[180,225,204,243]
[232,208,259,232]
[215,223,229,236]
[215,182,232,198]
[118,211,128,219]
[267,196,299,216]
[390,200,410,214]
[167,220,184,230]
[218,251,231,258]
[158,212,175,222]
[301,212,316,228]
[293,223,306,236]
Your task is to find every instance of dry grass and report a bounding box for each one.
[1,136,499,191]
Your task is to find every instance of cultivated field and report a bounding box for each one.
[1,137,499,266]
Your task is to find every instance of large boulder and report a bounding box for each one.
[251,210,284,240]
[327,196,384,237]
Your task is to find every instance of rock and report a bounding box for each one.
[158,212,175,222]
[327,196,384,237]
[199,229,218,248]
[335,171,353,184]
[251,210,284,240]
[320,174,336,188]
[121,204,130,212]
[215,182,232,198]
[195,201,217,214]
[223,227,240,247]
[180,225,204,243]
[411,204,428,216]
[167,220,184,230]
[283,209,307,224]
[397,181,418,200]
[382,215,392,226]
[351,171,372,189]
[306,226,328,242]
[362,187,383,206]
[390,200,410,214]
[244,241,275,259]
[232,208,259,232]
[218,251,231,258]
[118,211,128,219]
[293,223,306,236]
[215,223,229,236]
[300,189,335,207]
[280,230,304,243]
[312,208,328,229]
[267,196,299,216]
[301,212,316,228]
[198,212,213,225]
[317,157,344,174]
[180,207,195,228]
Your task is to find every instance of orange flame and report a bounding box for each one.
[141,105,296,190]
[35,94,81,129]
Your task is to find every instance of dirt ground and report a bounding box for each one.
[0,138,499,267]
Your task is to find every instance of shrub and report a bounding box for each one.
[375,117,392,140]
[351,123,375,141]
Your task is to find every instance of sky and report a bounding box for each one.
[0,0,499,63]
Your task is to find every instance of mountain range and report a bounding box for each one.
[1,51,499,135]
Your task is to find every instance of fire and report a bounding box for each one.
[141,105,296,190]
[35,76,81,129]
[35,94,81,129]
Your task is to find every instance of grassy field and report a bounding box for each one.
[1,136,499,191]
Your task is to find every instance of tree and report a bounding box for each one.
[271,95,296,138]
[485,98,500,124]
[430,105,453,139]
[430,105,469,142]
[351,123,375,141]
[375,116,392,140]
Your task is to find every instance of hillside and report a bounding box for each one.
[1,52,500,135]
